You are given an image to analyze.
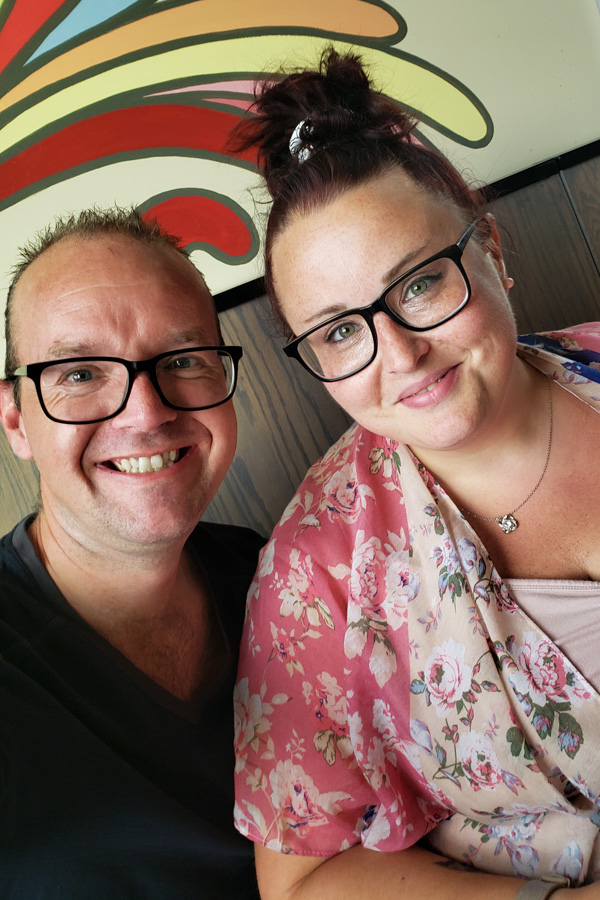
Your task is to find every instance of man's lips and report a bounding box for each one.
[397,367,455,402]
[102,447,188,473]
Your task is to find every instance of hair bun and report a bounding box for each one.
[229,47,415,198]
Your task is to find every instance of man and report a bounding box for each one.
[0,209,263,898]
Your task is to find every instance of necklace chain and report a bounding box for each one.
[460,375,553,534]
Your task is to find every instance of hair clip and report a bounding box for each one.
[289,118,314,163]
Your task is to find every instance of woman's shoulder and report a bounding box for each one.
[518,323,600,359]
[270,423,409,545]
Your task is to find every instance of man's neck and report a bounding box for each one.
[28,514,219,700]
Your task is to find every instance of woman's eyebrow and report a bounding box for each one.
[382,242,428,284]
[299,241,431,328]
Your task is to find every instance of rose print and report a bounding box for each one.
[269,760,351,838]
[323,463,373,523]
[424,639,472,717]
[233,678,272,772]
[457,732,503,791]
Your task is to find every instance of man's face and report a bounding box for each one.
[4,234,237,555]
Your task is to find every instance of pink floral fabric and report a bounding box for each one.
[234,325,600,883]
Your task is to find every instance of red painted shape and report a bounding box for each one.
[143,195,253,257]
[0,0,66,74]
[0,104,257,204]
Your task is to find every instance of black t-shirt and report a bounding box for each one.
[0,518,264,899]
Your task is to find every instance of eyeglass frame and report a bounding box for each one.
[8,345,244,425]
[283,219,480,383]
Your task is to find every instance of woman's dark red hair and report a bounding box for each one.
[230,48,485,332]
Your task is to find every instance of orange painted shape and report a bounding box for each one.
[2,0,399,111]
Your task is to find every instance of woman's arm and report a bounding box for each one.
[255,842,587,900]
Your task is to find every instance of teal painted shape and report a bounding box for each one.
[29,0,141,61]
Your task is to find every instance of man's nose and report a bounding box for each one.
[112,371,177,429]
[373,311,430,372]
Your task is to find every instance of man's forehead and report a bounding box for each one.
[17,232,201,290]
[11,233,219,357]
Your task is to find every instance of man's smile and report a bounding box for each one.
[106,448,186,473]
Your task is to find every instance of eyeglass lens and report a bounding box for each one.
[298,255,468,380]
[38,349,235,423]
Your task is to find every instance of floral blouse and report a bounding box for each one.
[234,325,600,884]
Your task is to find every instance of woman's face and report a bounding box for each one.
[271,167,518,458]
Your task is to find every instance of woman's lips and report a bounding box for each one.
[397,366,458,408]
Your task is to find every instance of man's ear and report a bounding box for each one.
[480,213,514,291]
[0,380,34,460]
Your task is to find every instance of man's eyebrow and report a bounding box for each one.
[44,330,215,359]
[299,242,429,328]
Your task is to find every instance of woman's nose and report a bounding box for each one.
[373,311,430,372]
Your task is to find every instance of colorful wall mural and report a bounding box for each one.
[1,0,599,333]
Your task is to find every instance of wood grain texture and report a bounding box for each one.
[562,155,600,275]
[491,172,600,333]
[204,295,353,535]
[0,426,39,535]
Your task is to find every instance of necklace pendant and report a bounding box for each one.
[497,514,518,534]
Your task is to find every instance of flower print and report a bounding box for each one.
[368,439,402,488]
[457,732,503,791]
[551,840,584,883]
[511,632,590,708]
[233,678,272,772]
[247,537,276,601]
[430,538,467,601]
[269,760,352,838]
[303,673,352,765]
[348,532,385,615]
[279,548,315,619]
[491,570,518,612]
[365,736,389,790]
[362,803,392,847]
[457,538,477,572]
[507,843,539,879]
[423,639,472,717]
[382,530,418,630]
[270,622,305,677]
[278,549,334,630]
[323,463,374,523]
[410,719,434,756]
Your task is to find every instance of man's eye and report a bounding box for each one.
[169,356,195,369]
[65,368,94,383]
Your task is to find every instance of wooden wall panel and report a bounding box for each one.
[0,427,38,535]
[204,295,353,535]
[491,173,600,333]
[562,155,600,274]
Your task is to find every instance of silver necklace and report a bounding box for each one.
[460,376,553,534]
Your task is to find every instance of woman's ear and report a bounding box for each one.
[0,381,34,460]
[480,212,514,291]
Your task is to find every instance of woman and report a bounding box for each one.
[231,50,600,899]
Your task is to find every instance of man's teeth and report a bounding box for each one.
[113,450,178,473]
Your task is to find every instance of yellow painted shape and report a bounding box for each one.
[1,0,398,111]
[0,34,488,156]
